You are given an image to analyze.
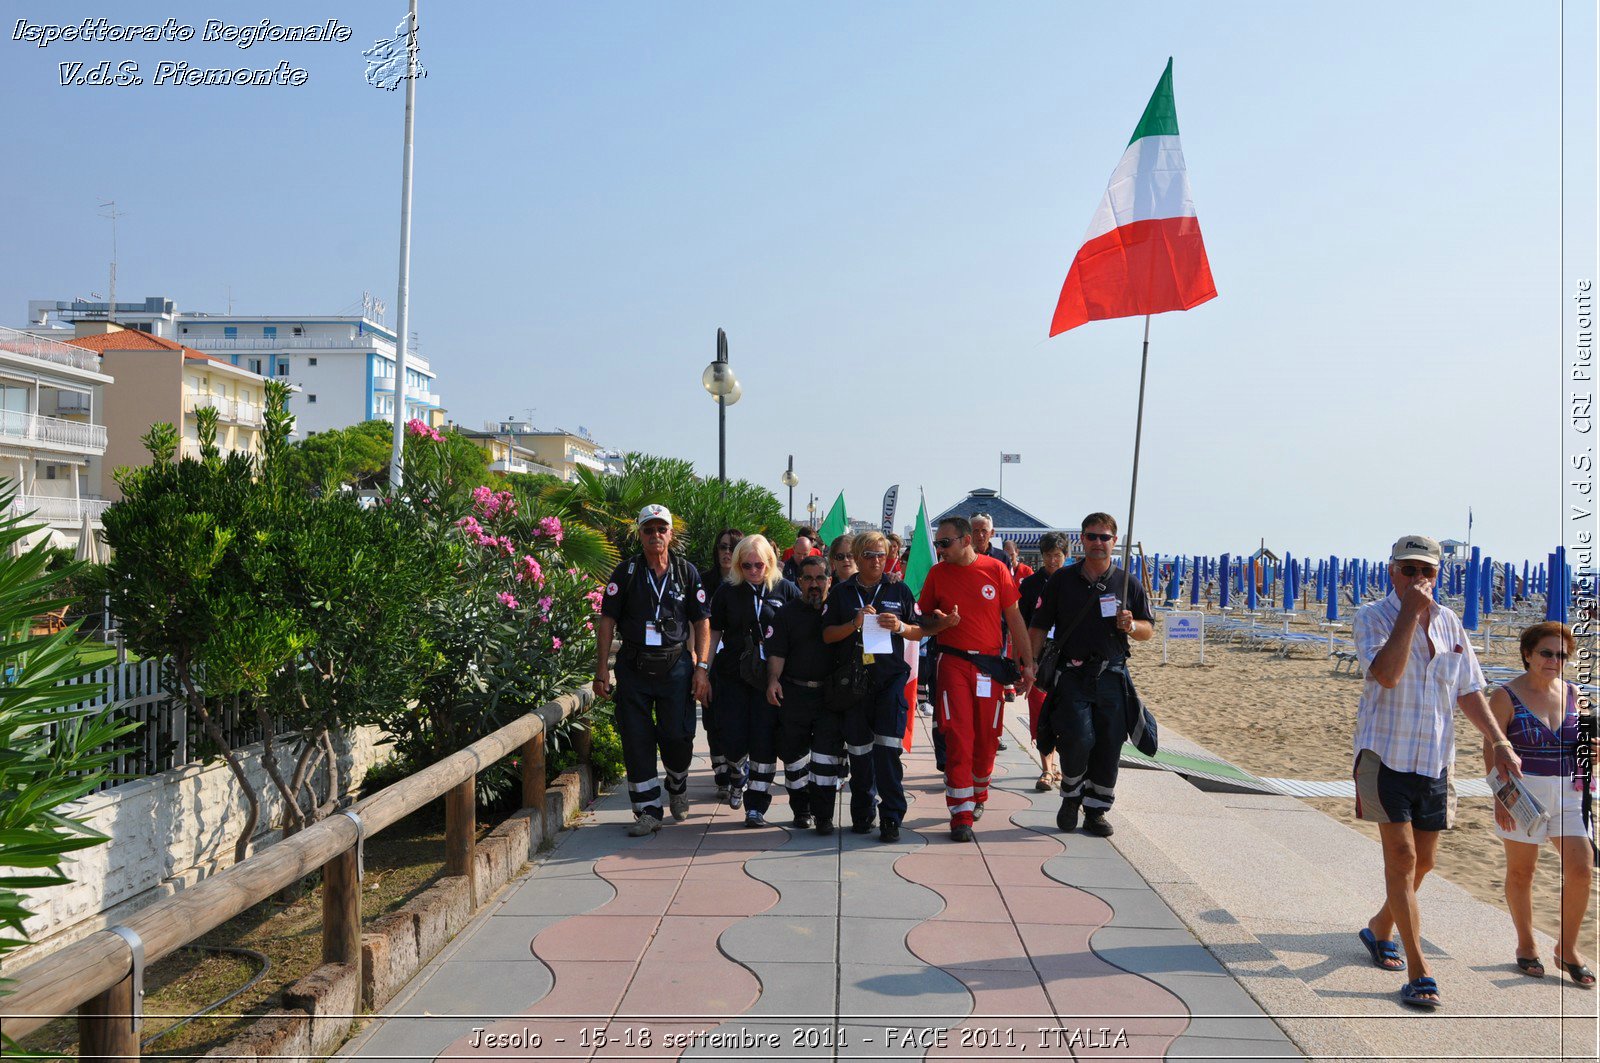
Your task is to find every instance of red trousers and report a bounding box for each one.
[1027,685,1048,740]
[936,654,1004,826]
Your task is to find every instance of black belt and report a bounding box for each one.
[783,677,825,689]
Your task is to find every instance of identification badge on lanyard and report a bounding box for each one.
[1099,594,1119,618]
[643,622,662,647]
[862,652,875,664]
[976,673,993,698]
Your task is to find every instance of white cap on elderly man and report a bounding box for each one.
[1390,535,1441,564]
[637,504,673,528]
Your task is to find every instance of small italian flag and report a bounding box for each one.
[1050,59,1216,336]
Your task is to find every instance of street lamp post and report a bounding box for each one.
[701,328,740,493]
[806,493,816,530]
[781,455,798,523]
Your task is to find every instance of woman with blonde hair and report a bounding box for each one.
[1488,621,1595,985]
[707,534,800,826]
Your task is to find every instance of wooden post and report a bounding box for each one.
[521,733,546,838]
[321,844,361,967]
[78,974,137,1063]
[573,721,593,768]
[444,777,476,893]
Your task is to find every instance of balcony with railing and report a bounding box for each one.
[182,394,266,427]
[9,494,113,524]
[371,377,441,407]
[185,336,398,354]
[489,457,559,477]
[0,410,107,454]
[0,325,102,375]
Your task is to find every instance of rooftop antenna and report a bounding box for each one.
[227,284,233,315]
[97,199,127,322]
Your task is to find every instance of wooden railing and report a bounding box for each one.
[3,684,596,1060]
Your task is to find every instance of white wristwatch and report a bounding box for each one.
[695,661,710,671]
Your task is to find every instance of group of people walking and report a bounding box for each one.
[592,504,1152,845]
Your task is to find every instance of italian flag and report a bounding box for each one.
[1050,59,1216,336]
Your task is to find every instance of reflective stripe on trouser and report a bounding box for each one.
[1049,663,1128,811]
[714,676,780,815]
[776,682,843,817]
[846,677,910,826]
[701,698,733,788]
[936,654,1004,827]
[615,652,696,816]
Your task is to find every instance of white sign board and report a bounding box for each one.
[1167,613,1203,640]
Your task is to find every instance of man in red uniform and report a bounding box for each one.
[918,515,1035,842]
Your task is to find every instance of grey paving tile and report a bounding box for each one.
[411,959,554,1016]
[837,963,970,1019]
[838,916,922,966]
[840,875,942,919]
[720,914,837,963]
[1167,1032,1306,1060]
[1084,885,1188,929]
[739,960,837,1018]
[494,871,615,916]
[745,851,844,881]
[1152,971,1273,1019]
[1041,851,1151,889]
[449,914,565,962]
[1183,1014,1299,1041]
[1091,926,1230,978]
[763,877,841,917]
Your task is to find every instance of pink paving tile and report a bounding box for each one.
[587,877,681,917]
[981,854,1056,886]
[924,883,1008,923]
[895,852,994,887]
[587,1023,712,1062]
[641,914,744,956]
[616,958,760,1017]
[907,919,1033,971]
[1044,973,1187,1025]
[665,873,777,916]
[597,865,691,881]
[534,915,660,963]
[526,959,638,1015]
[1016,921,1098,967]
[997,883,1114,926]
[596,850,694,872]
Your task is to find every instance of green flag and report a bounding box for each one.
[817,492,848,549]
[904,492,936,597]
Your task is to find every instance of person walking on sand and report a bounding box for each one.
[1352,534,1522,1010]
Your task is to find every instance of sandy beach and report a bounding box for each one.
[1127,605,1597,951]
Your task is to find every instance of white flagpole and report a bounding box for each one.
[1119,315,1152,608]
[998,451,1003,497]
[388,0,420,489]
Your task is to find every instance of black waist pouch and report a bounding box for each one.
[628,642,684,682]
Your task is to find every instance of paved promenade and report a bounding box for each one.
[340,708,1597,1062]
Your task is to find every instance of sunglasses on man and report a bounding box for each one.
[1083,532,1114,543]
[1398,564,1437,578]
[933,537,958,549]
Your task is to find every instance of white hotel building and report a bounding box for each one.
[27,298,445,435]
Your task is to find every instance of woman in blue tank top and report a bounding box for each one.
[1486,621,1594,986]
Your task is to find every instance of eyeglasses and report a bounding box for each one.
[740,561,766,572]
[1399,564,1437,578]
[832,554,851,561]
[933,537,957,549]
[1083,532,1114,542]
[861,550,887,560]
[1535,649,1569,660]
[641,525,669,536]
[717,541,738,551]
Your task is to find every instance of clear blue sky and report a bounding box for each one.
[2,2,1587,566]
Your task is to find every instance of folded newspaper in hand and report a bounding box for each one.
[1492,772,1552,836]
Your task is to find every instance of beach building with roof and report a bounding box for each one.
[27,296,446,436]
[0,325,113,548]
[64,325,280,500]
[930,487,1066,555]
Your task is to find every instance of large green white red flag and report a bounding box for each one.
[1050,59,1216,336]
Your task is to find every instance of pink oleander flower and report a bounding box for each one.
[551,637,563,650]
[584,621,594,632]
[538,516,563,542]
[537,596,554,614]
[516,556,544,585]
[405,418,444,443]
[497,592,519,609]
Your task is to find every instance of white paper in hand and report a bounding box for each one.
[861,615,894,655]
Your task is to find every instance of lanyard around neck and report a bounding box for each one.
[646,566,673,622]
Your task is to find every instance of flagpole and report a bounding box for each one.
[998,451,1003,497]
[387,0,420,490]
[1119,315,1152,608]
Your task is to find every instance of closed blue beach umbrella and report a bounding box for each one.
[1282,552,1294,611]
[1219,554,1232,609]
[1326,555,1339,621]
[1462,548,1480,630]
[1503,561,1514,608]
[1190,557,1202,606]
[1480,555,1494,615]
[1247,560,1259,610]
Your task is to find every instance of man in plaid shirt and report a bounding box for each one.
[1352,534,1522,1010]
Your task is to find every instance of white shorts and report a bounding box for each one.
[1491,773,1595,845]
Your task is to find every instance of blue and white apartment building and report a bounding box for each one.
[27,297,445,435]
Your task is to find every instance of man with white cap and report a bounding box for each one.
[1351,533,1521,1010]
[596,505,712,836]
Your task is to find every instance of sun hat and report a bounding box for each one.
[637,504,673,529]
[1390,535,1441,564]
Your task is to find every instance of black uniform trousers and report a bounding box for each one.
[1048,660,1129,812]
[712,676,783,816]
[775,681,845,822]
[614,650,696,816]
[700,696,733,790]
[845,677,910,827]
